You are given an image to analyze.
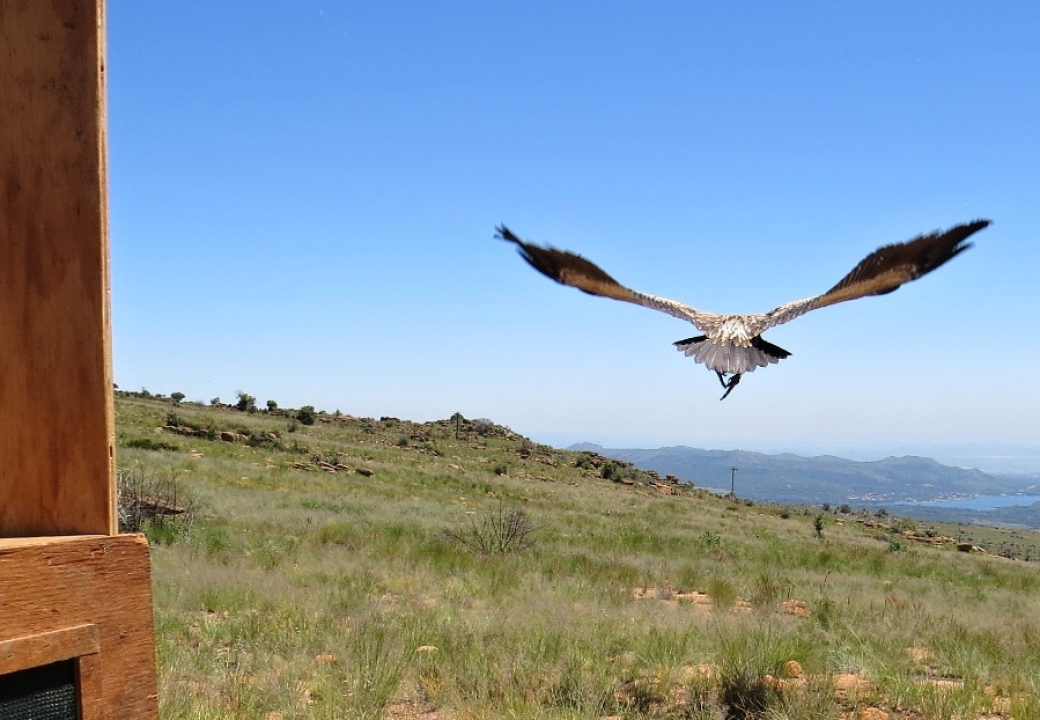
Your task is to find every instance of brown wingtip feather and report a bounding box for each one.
[496,224,578,284]
[495,225,634,302]
[820,219,991,303]
[494,225,522,245]
[496,224,554,280]
[912,218,990,274]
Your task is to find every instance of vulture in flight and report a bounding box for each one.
[497,220,990,400]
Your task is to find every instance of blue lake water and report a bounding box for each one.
[893,495,1040,511]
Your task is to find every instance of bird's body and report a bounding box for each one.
[497,220,990,399]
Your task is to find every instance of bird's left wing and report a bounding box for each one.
[759,219,990,331]
[496,225,718,331]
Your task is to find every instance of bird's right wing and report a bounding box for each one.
[496,225,719,331]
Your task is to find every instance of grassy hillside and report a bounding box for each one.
[116,394,1040,719]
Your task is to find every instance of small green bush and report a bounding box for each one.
[574,454,596,471]
[124,437,179,452]
[700,530,722,549]
[707,576,738,611]
[296,405,317,425]
[601,461,624,482]
[315,521,362,548]
[192,525,231,559]
[235,391,257,413]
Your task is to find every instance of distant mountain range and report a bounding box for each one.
[569,443,1036,506]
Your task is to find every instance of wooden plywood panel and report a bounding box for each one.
[0,535,158,719]
[0,0,115,535]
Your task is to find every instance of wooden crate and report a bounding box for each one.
[0,536,157,718]
[0,1,159,716]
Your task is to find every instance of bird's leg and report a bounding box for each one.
[715,370,728,389]
[719,373,742,401]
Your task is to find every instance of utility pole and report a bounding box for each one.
[730,466,738,497]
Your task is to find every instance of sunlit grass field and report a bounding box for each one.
[116,394,1040,719]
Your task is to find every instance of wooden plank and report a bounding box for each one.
[0,623,100,676]
[0,535,108,550]
[0,534,158,719]
[0,0,115,535]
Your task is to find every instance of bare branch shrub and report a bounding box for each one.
[471,418,496,436]
[118,468,196,542]
[445,505,535,554]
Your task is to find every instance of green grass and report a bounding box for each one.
[118,394,1040,719]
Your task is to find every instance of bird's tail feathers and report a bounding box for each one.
[674,335,790,375]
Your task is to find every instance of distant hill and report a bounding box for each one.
[570,443,1031,505]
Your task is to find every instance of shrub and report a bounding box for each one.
[296,405,317,426]
[235,391,257,413]
[445,505,535,554]
[245,431,281,450]
[707,576,738,611]
[601,461,624,483]
[117,468,195,543]
[193,525,230,559]
[700,530,722,549]
[714,629,787,719]
[719,667,776,719]
[749,571,791,608]
[518,437,536,457]
[768,674,838,719]
[574,454,596,471]
[124,437,179,452]
[472,418,491,435]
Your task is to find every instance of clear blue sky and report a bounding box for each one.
[108,2,1040,470]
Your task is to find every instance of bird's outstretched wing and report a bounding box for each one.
[495,225,719,331]
[761,220,991,330]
